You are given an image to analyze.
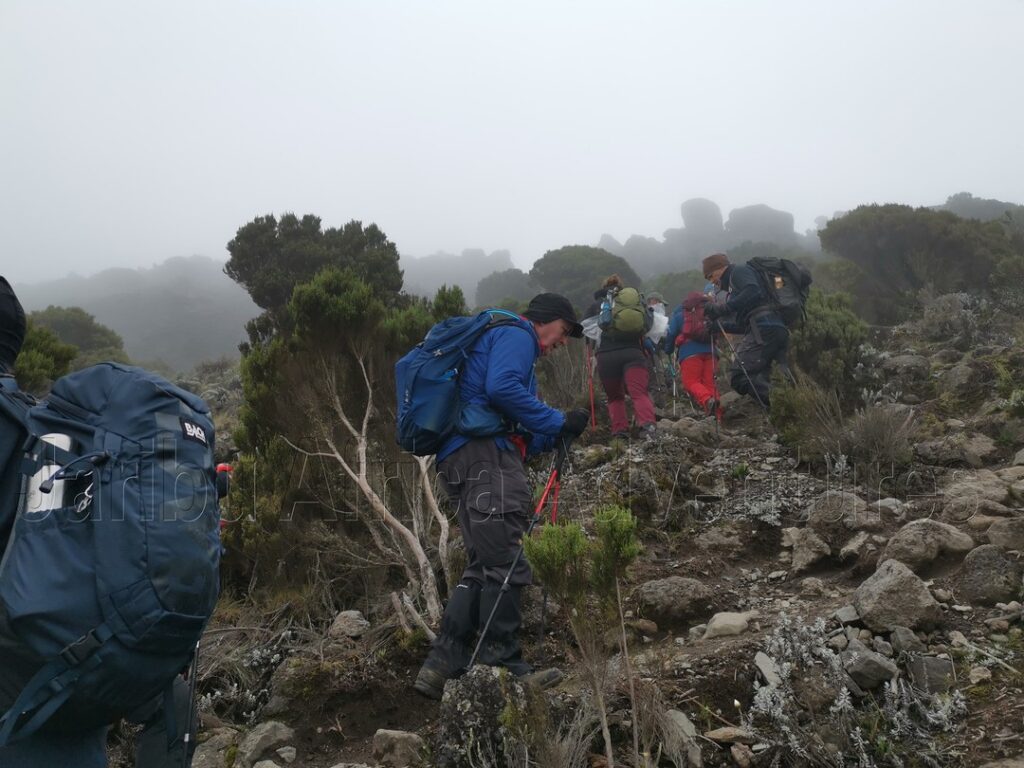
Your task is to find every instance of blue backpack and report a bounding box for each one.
[0,362,221,744]
[395,309,521,456]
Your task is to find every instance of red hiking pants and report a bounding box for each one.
[680,353,717,408]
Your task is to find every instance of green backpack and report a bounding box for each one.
[599,287,646,336]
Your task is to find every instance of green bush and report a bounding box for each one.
[14,320,77,396]
[789,290,868,397]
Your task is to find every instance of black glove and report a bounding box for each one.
[704,302,723,321]
[560,408,590,438]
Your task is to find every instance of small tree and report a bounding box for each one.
[525,506,642,767]
[529,246,642,312]
[29,305,130,368]
[788,290,868,397]
[15,319,77,395]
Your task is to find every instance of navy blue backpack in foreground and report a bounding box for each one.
[395,309,521,456]
[0,362,221,745]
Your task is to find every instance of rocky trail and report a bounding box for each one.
[138,299,1024,768]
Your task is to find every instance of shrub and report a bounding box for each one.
[915,291,978,344]
[789,290,868,397]
[772,379,916,485]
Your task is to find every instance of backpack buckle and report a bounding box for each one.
[60,629,103,666]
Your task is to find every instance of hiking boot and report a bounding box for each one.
[640,423,657,441]
[611,430,629,440]
[413,665,447,700]
[519,667,563,691]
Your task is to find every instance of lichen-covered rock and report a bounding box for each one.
[192,727,240,768]
[881,519,974,573]
[635,576,714,627]
[853,559,942,632]
[432,666,531,768]
[328,610,370,639]
[882,354,930,381]
[958,545,1024,606]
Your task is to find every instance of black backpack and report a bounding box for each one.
[747,257,812,327]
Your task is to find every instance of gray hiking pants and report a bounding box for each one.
[437,439,534,587]
[729,324,791,405]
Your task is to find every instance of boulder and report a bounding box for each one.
[958,545,1024,606]
[841,638,898,689]
[889,626,926,654]
[666,416,719,446]
[1015,449,1024,467]
[236,722,296,768]
[987,518,1024,551]
[193,727,240,768]
[373,730,425,768]
[328,610,370,639]
[853,559,942,632]
[941,470,1015,522]
[635,577,714,627]
[703,610,759,639]
[433,666,529,767]
[880,519,974,573]
[804,491,879,549]
[662,709,703,767]
[940,364,977,397]
[915,433,1000,469]
[882,354,930,381]
[907,656,956,694]
[754,652,783,688]
[789,528,831,573]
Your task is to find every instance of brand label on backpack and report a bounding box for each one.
[180,417,209,447]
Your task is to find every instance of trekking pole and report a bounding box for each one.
[586,345,596,428]
[709,335,721,440]
[714,320,770,416]
[469,437,572,670]
[181,639,200,768]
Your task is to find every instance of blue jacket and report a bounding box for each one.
[718,263,785,333]
[437,317,565,462]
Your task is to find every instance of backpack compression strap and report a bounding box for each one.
[0,624,113,746]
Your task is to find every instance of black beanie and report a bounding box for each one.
[523,293,583,338]
[0,277,26,374]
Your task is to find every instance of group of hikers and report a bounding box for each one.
[0,247,810,766]
[406,250,810,700]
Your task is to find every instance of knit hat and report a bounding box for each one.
[0,277,26,374]
[702,253,730,279]
[523,293,583,338]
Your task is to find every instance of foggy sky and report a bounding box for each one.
[3,1,1022,285]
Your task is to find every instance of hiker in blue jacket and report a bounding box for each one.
[414,293,590,700]
[702,252,792,407]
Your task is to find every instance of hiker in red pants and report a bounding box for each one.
[673,291,721,418]
[590,275,657,440]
